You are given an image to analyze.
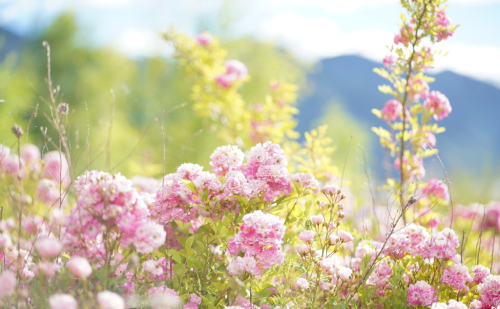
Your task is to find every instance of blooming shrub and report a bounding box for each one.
[0,0,498,308]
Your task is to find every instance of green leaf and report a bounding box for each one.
[181,179,197,193]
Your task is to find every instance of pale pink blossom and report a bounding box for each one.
[422,179,448,201]
[383,54,396,70]
[423,91,452,121]
[0,271,16,299]
[227,256,263,276]
[381,99,403,122]
[299,230,315,242]
[295,244,309,255]
[196,32,213,46]
[210,145,244,176]
[338,230,354,243]
[41,151,70,187]
[35,238,62,259]
[67,256,92,279]
[148,286,180,309]
[407,281,437,306]
[310,215,324,225]
[97,291,124,309]
[294,278,309,290]
[225,60,248,79]
[49,293,78,309]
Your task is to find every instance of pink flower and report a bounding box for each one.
[472,265,490,284]
[0,144,10,163]
[408,79,430,101]
[148,286,180,309]
[310,215,324,225]
[189,294,202,305]
[35,238,62,259]
[0,233,12,249]
[225,60,248,79]
[339,230,354,243]
[294,278,309,290]
[383,54,396,70]
[33,262,59,277]
[319,258,334,271]
[381,99,403,121]
[97,291,124,309]
[21,144,41,171]
[42,151,70,187]
[407,281,437,306]
[299,230,315,242]
[394,27,411,45]
[2,154,25,177]
[338,267,353,280]
[0,271,16,299]
[322,184,339,196]
[227,256,263,276]
[210,145,244,176]
[478,275,500,307]
[67,256,92,279]
[228,210,285,269]
[49,294,78,309]
[37,178,66,207]
[196,32,213,46]
[215,74,236,88]
[441,264,471,290]
[423,91,452,120]
[420,130,436,148]
[422,179,448,201]
[295,244,309,255]
[291,173,319,192]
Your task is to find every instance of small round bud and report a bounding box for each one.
[340,194,346,200]
[319,201,327,208]
[338,203,344,210]
[57,103,69,115]
[338,211,345,218]
[11,124,24,138]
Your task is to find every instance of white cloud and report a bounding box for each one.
[260,12,392,59]
[260,12,500,87]
[267,0,394,12]
[113,28,172,58]
[268,0,500,12]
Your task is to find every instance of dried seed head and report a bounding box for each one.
[11,124,23,138]
[57,103,69,115]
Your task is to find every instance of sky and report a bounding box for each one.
[1,0,499,88]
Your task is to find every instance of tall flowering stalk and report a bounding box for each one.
[372,0,457,222]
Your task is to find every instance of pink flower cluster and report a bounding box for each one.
[422,178,449,201]
[381,99,403,122]
[240,141,292,202]
[216,60,248,88]
[407,280,437,306]
[291,173,320,193]
[393,155,425,180]
[64,170,166,260]
[435,11,455,41]
[423,90,452,121]
[441,263,471,291]
[383,224,460,260]
[209,145,245,177]
[228,210,286,274]
[474,275,500,308]
[408,78,430,101]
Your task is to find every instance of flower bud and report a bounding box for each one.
[57,103,69,116]
[11,124,23,138]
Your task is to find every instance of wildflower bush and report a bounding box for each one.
[0,0,499,308]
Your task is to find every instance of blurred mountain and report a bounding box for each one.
[297,55,500,178]
[0,28,23,60]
